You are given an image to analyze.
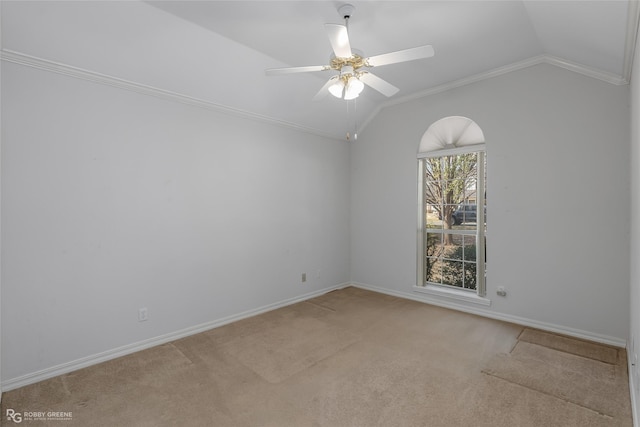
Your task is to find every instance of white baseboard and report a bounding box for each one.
[1,283,350,392]
[2,281,629,393]
[350,281,627,348]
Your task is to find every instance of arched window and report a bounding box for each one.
[419,116,485,152]
[416,117,488,303]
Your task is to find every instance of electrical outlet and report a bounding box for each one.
[301,273,307,283]
[315,269,321,279]
[138,307,148,322]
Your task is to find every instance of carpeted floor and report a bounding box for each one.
[1,287,633,426]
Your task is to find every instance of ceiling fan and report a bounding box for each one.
[265,3,435,101]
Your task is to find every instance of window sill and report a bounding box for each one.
[413,284,491,306]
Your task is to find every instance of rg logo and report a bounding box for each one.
[6,409,22,423]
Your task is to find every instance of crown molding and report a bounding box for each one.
[2,48,629,144]
[0,49,343,142]
[359,54,629,135]
[544,55,629,86]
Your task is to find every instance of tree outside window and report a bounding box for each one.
[421,151,485,292]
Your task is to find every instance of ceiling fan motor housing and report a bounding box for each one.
[341,65,355,77]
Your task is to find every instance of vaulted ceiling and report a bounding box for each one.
[2,1,638,140]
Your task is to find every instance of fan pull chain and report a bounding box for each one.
[346,97,351,141]
[345,99,358,141]
[354,98,358,140]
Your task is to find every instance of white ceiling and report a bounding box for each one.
[3,1,637,140]
[148,0,636,140]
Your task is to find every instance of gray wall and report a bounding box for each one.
[1,62,350,382]
[351,63,630,343]
[1,0,634,397]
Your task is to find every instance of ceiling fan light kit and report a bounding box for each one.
[328,65,365,100]
[265,3,434,102]
[328,78,345,98]
[344,76,364,100]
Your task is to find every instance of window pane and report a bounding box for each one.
[446,178,465,202]
[426,258,442,284]
[444,204,458,228]
[426,204,443,228]
[425,232,444,258]
[441,260,463,287]
[444,235,464,261]
[464,262,477,290]
[425,182,443,205]
[463,235,476,262]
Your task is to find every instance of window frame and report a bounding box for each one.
[416,144,488,303]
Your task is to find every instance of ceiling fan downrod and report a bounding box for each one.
[338,3,355,29]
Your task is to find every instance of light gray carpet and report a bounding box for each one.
[1,287,633,426]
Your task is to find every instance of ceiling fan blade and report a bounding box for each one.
[312,76,339,101]
[359,72,399,97]
[265,65,329,76]
[367,45,435,67]
[325,24,352,58]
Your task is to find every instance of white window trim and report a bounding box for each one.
[416,144,488,304]
[417,144,485,159]
[413,284,491,306]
